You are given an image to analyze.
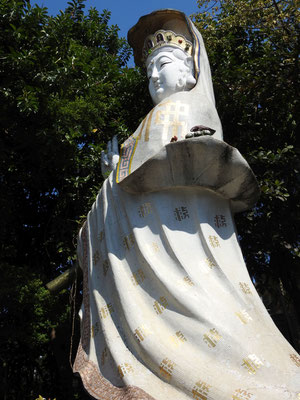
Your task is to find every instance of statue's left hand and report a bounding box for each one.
[101,135,119,178]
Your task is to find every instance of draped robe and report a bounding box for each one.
[73,10,300,400]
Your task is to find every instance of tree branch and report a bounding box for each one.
[46,262,81,294]
[272,0,291,36]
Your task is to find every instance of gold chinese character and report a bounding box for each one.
[174,206,190,221]
[242,354,263,375]
[102,259,109,276]
[235,309,253,324]
[170,330,187,347]
[176,331,186,341]
[203,328,222,348]
[146,242,159,254]
[159,358,175,382]
[153,296,168,315]
[129,233,135,245]
[134,324,152,342]
[214,214,227,228]
[123,233,135,250]
[138,202,152,218]
[183,276,194,286]
[155,101,189,141]
[232,388,254,400]
[131,269,145,286]
[249,354,263,366]
[123,236,129,250]
[101,347,108,365]
[93,250,100,265]
[192,380,212,400]
[152,242,159,252]
[208,235,220,248]
[118,363,134,378]
[91,321,100,338]
[98,230,104,242]
[205,257,216,269]
[290,353,300,367]
[239,282,252,295]
[100,303,114,319]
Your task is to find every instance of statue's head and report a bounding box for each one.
[128,9,218,113]
[128,10,199,104]
[146,46,196,105]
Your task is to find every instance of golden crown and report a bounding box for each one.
[142,29,193,62]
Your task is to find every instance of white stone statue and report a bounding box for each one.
[146,47,196,105]
[73,9,300,400]
[101,134,119,178]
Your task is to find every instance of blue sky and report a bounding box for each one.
[33,0,200,40]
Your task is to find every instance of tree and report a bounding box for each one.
[193,0,300,349]
[0,0,151,398]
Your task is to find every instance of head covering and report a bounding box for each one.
[128,9,216,106]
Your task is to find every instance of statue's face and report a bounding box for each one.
[146,47,195,105]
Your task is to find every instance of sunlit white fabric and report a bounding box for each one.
[74,10,300,400]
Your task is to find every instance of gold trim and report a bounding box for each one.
[128,137,139,175]
[136,115,148,139]
[145,109,155,141]
[116,143,124,183]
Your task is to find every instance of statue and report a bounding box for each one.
[73,9,300,400]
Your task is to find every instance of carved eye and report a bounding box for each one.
[146,68,152,80]
[160,61,171,68]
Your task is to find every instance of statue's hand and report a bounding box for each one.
[185,125,216,139]
[101,135,119,178]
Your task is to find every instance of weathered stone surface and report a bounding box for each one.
[119,137,260,213]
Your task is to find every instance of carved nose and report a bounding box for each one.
[151,68,159,81]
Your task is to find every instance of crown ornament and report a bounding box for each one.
[142,29,193,62]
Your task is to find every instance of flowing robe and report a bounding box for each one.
[73,137,300,400]
[73,10,300,399]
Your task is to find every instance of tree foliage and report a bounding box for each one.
[194,0,299,348]
[0,0,150,398]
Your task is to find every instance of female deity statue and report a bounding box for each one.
[73,9,300,400]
